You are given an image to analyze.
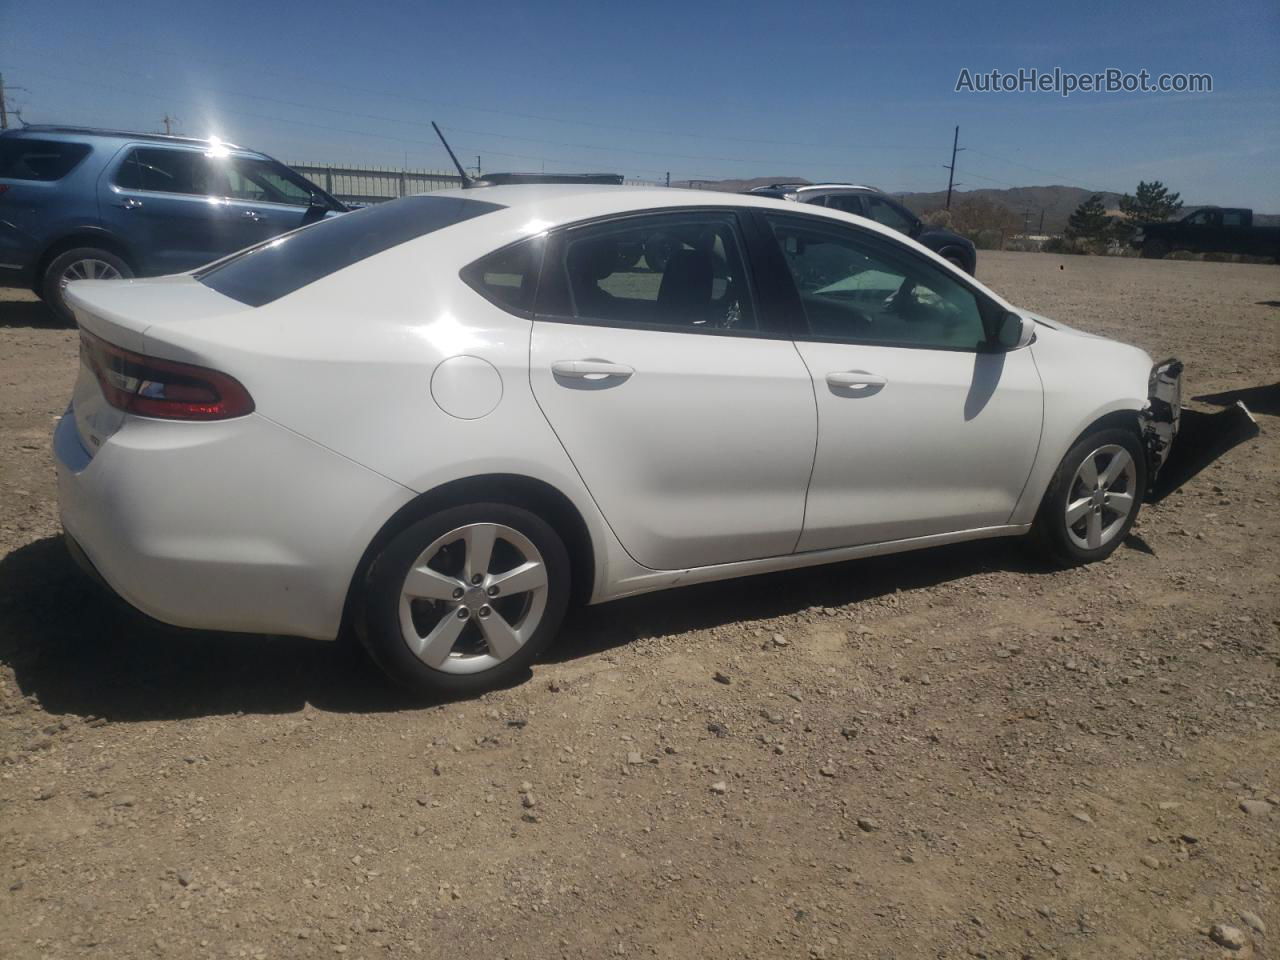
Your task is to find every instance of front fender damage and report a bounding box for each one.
[1140,358,1183,492]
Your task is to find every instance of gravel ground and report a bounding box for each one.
[1,252,1277,959]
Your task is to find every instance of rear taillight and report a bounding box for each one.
[80,330,254,421]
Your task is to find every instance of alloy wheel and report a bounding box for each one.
[59,258,123,290]
[397,523,549,675]
[1064,443,1137,550]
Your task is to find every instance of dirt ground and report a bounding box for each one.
[1,252,1277,960]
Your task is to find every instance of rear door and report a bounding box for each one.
[527,208,817,570]
[99,145,271,274]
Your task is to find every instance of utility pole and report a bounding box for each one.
[1038,209,1045,233]
[0,74,7,130]
[943,125,964,209]
[665,171,670,187]
[476,155,481,176]
[161,113,174,135]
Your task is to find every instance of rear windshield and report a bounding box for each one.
[0,139,92,181]
[197,195,504,306]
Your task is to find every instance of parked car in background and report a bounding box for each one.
[56,184,1180,697]
[746,183,978,274]
[0,126,347,322]
[1131,206,1280,260]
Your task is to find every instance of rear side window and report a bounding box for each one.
[0,139,91,181]
[115,147,213,195]
[537,211,757,333]
[198,195,503,306]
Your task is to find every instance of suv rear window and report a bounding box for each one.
[0,139,92,181]
[197,195,503,307]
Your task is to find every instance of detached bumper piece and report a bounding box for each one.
[1142,358,1183,488]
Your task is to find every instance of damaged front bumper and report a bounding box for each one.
[1141,358,1183,488]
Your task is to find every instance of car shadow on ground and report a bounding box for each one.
[1,532,1062,723]
[0,298,61,329]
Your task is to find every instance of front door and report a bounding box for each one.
[760,213,1043,551]
[528,209,817,570]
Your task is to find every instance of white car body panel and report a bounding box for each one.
[791,340,1043,550]
[55,185,1163,643]
[529,319,816,569]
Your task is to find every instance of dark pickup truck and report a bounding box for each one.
[1133,207,1280,261]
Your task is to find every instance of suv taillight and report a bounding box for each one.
[80,330,254,421]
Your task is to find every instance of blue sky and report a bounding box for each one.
[3,0,1277,207]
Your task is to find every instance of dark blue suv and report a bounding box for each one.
[0,126,346,322]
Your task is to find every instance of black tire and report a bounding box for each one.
[943,253,969,273]
[41,247,134,325]
[358,503,571,698]
[1028,427,1146,567]
[1140,238,1168,260]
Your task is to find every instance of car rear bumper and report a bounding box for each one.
[54,407,414,641]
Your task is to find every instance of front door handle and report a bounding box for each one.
[114,198,143,210]
[826,370,887,388]
[242,210,264,221]
[551,360,635,381]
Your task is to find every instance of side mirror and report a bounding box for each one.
[996,312,1036,350]
[909,219,923,239]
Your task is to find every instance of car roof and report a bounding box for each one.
[3,125,251,151]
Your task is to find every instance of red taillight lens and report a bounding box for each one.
[80,330,254,421]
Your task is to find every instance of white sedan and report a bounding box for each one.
[56,185,1182,696]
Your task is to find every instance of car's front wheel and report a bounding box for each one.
[41,247,134,325]
[358,503,571,697]
[1029,427,1146,566]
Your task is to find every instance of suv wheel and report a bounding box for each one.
[358,503,571,697]
[41,247,134,325]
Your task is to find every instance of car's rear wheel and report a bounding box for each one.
[41,247,134,325]
[1029,427,1146,566]
[358,503,570,697]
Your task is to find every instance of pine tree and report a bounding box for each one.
[1065,195,1111,240]
[1119,181,1183,226]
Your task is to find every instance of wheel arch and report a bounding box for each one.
[1012,403,1146,526]
[35,230,137,292]
[341,473,597,634]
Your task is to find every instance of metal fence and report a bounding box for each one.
[290,164,466,205]
[291,163,661,205]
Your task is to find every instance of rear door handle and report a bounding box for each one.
[551,360,635,381]
[242,210,264,221]
[114,198,143,210]
[826,370,887,388]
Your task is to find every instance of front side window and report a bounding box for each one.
[0,139,91,181]
[223,157,316,205]
[766,215,990,350]
[539,211,756,332]
[862,196,917,235]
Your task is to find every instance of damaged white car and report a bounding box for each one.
[56,184,1181,695]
